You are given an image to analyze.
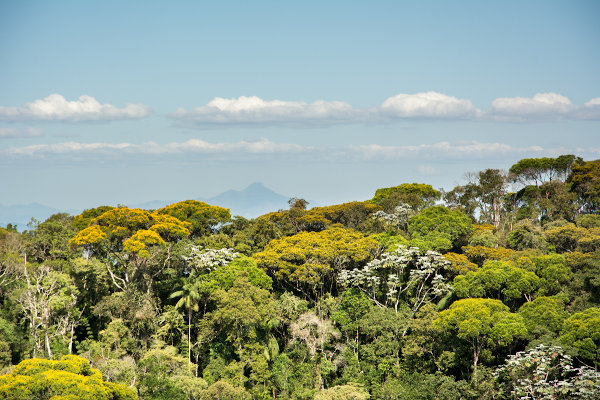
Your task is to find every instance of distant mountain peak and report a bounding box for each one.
[200,182,290,218]
[245,182,268,190]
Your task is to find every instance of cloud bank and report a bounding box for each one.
[171,92,599,127]
[6,138,309,156]
[172,96,357,127]
[1,92,597,127]
[6,138,582,163]
[0,94,151,122]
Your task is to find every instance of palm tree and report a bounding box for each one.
[170,277,201,374]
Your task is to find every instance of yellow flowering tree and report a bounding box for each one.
[0,355,137,400]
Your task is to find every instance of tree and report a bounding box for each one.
[290,311,340,390]
[297,202,382,232]
[434,298,527,372]
[200,273,276,387]
[509,155,581,187]
[559,307,600,370]
[26,213,77,262]
[137,346,202,400]
[289,197,309,210]
[444,169,507,227]
[568,158,600,214]
[170,278,202,374]
[517,296,568,338]
[371,183,441,212]
[453,260,540,306]
[331,289,372,358]
[254,226,378,301]
[155,200,231,237]
[11,264,79,358]
[495,344,600,399]
[408,206,473,252]
[339,246,451,319]
[0,355,137,400]
[314,383,370,400]
[69,207,190,292]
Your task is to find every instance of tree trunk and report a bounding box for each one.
[188,308,192,374]
[45,333,52,359]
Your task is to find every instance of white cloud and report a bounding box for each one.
[172,96,358,127]
[490,93,575,120]
[0,94,151,122]
[0,126,42,138]
[347,141,545,160]
[380,92,479,118]
[170,92,600,126]
[6,138,309,156]
[573,97,600,120]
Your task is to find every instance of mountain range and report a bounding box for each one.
[0,182,294,230]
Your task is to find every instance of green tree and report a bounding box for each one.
[434,298,526,372]
[444,169,507,227]
[517,296,568,338]
[371,183,441,212]
[170,278,202,374]
[453,260,540,306]
[559,307,600,370]
[408,206,473,252]
[509,155,581,187]
[568,158,600,214]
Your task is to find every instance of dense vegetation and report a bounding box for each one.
[1,155,600,399]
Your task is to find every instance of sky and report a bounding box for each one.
[1,0,599,212]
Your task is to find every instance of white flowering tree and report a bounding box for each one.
[495,344,600,400]
[338,246,451,323]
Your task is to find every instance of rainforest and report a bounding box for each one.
[1,155,600,400]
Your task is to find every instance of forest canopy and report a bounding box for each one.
[1,155,600,400]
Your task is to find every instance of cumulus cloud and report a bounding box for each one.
[489,93,577,120]
[380,92,479,119]
[6,138,309,156]
[0,94,151,122]
[573,97,600,120]
[0,126,42,138]
[172,96,358,127]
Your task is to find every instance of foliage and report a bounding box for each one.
[518,296,568,338]
[568,158,600,214]
[339,246,451,316]
[254,226,377,299]
[371,183,441,211]
[4,155,600,399]
[495,344,600,400]
[559,307,600,369]
[453,260,540,306]
[0,355,137,400]
[434,298,526,370]
[509,155,581,186]
[314,383,370,400]
[408,206,473,251]
[297,201,381,232]
[155,200,231,237]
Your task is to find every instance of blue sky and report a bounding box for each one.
[1,0,599,211]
